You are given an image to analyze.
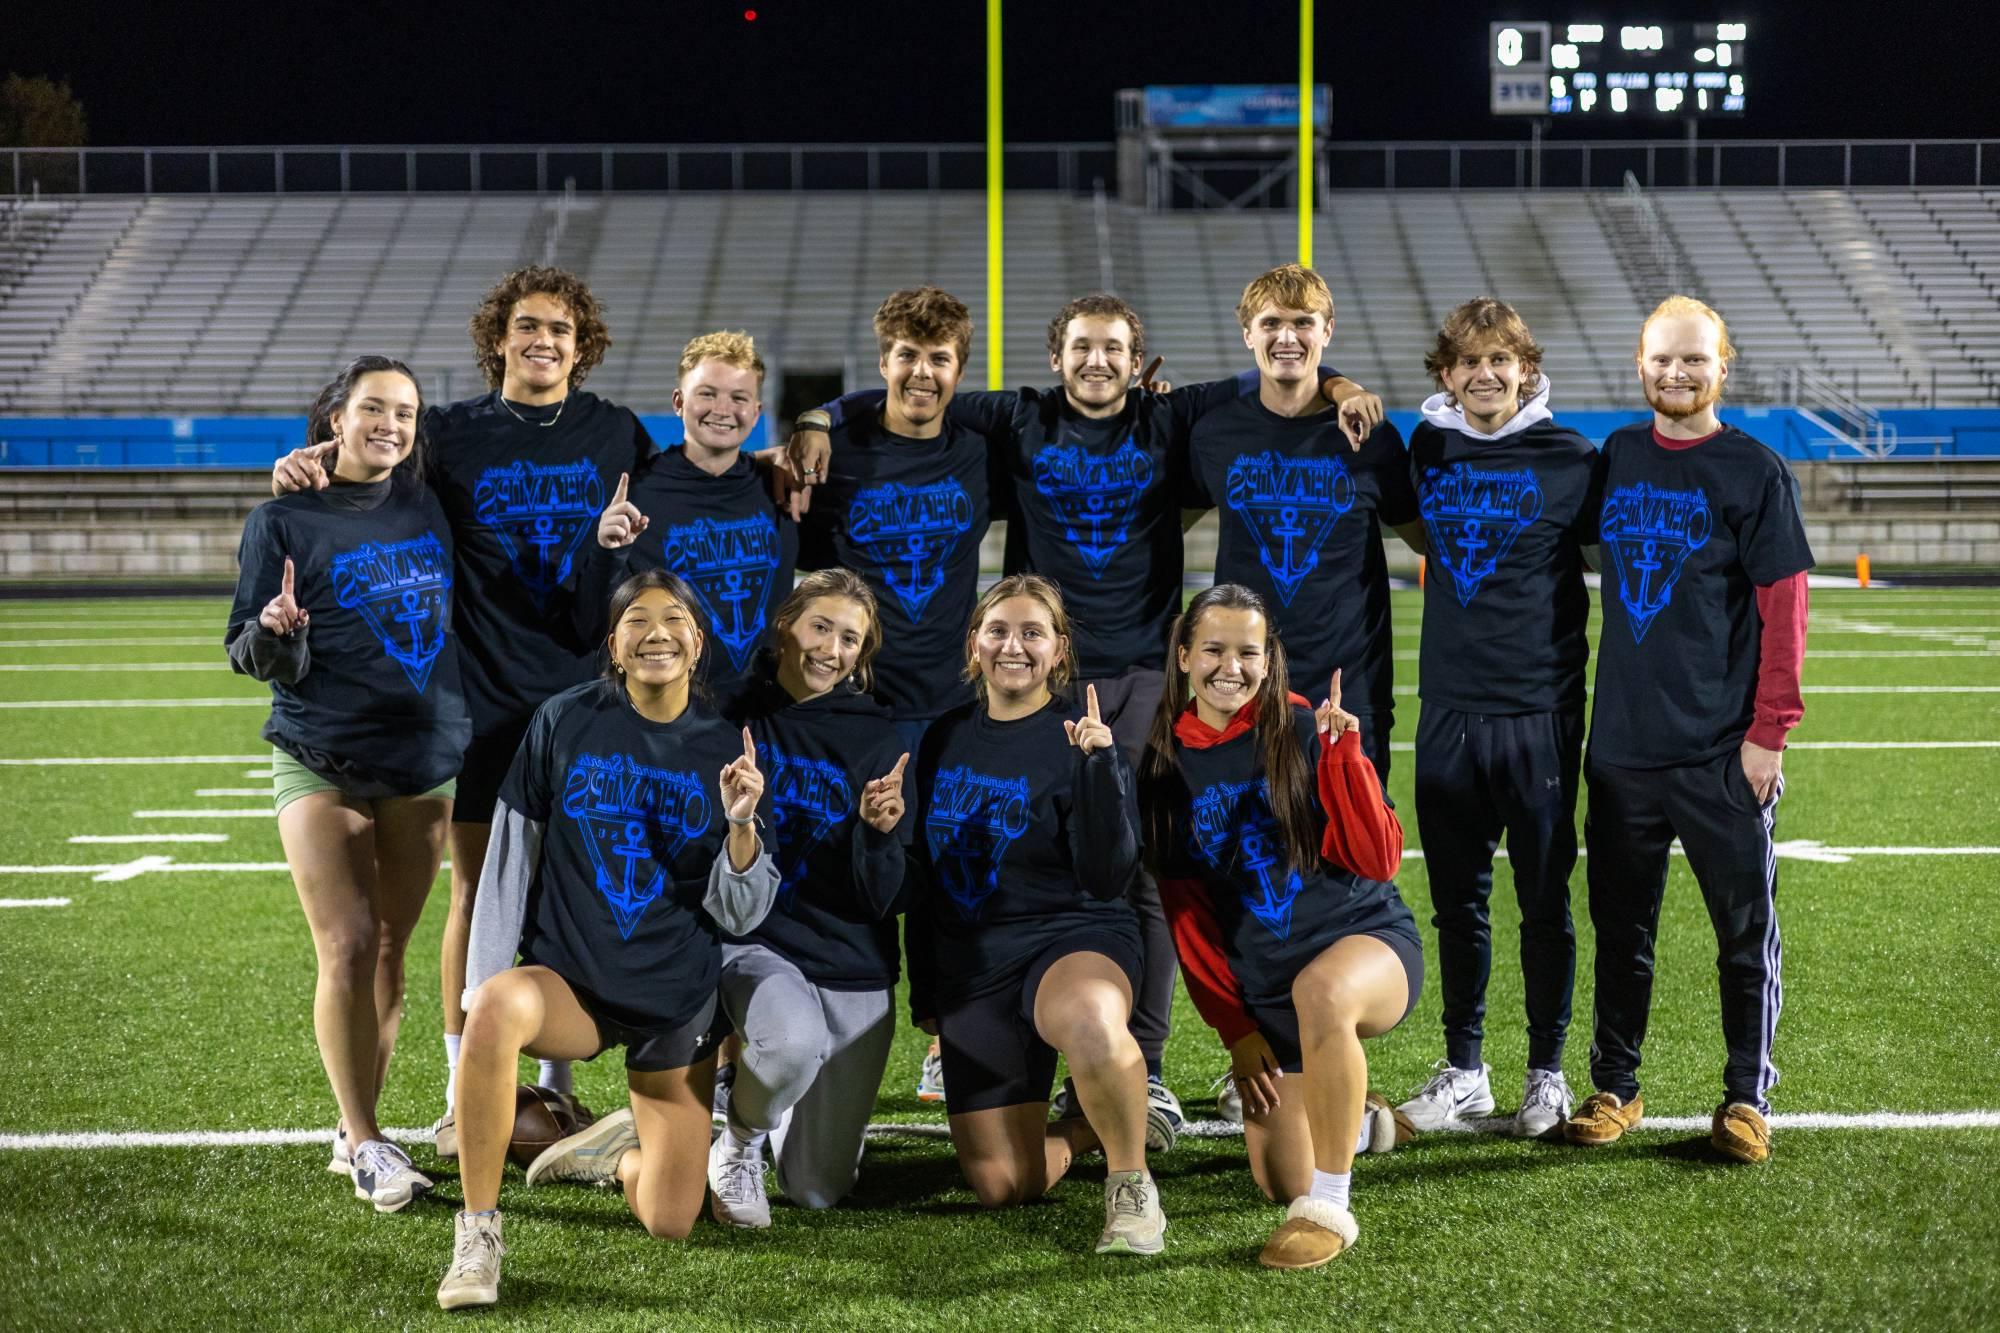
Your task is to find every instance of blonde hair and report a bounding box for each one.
[1236,263,1334,328]
[771,569,883,695]
[679,330,765,386]
[1639,295,1737,364]
[1424,297,1546,398]
[962,573,1077,701]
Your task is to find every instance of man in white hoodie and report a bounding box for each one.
[1393,298,1600,1139]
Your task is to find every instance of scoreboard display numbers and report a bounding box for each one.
[1490,19,1746,117]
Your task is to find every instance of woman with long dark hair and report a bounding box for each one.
[226,356,468,1213]
[437,569,776,1310]
[1140,584,1422,1270]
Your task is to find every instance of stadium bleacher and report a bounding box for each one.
[1,188,1997,416]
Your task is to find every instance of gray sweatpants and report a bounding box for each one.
[718,941,896,1209]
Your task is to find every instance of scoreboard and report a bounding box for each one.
[1490,20,1746,118]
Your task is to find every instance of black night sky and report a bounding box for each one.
[10,1,1991,148]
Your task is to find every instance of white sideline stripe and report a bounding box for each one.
[0,637,211,648]
[244,768,274,778]
[1788,740,2000,749]
[1397,843,2000,864]
[0,755,266,766]
[6,1110,1998,1151]
[1387,650,2000,660]
[0,662,223,672]
[69,834,228,844]
[0,697,262,710]
[194,788,270,797]
[0,898,70,909]
[132,809,272,819]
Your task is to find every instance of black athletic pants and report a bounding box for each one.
[1414,704,1582,1073]
[1583,750,1784,1114]
[1090,666,1174,1075]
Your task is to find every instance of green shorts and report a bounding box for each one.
[271,749,456,815]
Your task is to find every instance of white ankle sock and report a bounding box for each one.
[1354,1114,1374,1154]
[727,1119,766,1154]
[1308,1170,1351,1210]
[538,1060,572,1095]
[443,1034,461,1108]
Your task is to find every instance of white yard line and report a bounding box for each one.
[0,637,213,648]
[1787,739,2000,749]
[69,834,228,845]
[0,662,223,672]
[0,898,70,909]
[131,809,272,819]
[0,697,262,710]
[194,788,271,797]
[0,755,266,766]
[4,1110,1996,1151]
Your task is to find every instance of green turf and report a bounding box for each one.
[1,590,1997,1329]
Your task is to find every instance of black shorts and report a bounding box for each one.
[937,931,1144,1115]
[568,979,722,1074]
[1244,927,1425,1074]
[452,715,535,825]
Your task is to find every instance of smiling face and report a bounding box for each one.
[776,595,870,701]
[972,594,1066,709]
[1442,335,1528,432]
[610,587,703,696]
[330,370,420,481]
[501,292,578,403]
[1242,303,1329,387]
[674,358,763,456]
[1178,605,1270,729]
[1052,314,1137,416]
[878,338,961,436]
[1639,312,1728,421]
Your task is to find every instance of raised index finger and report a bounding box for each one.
[742,726,757,764]
[1328,668,1342,709]
[1085,682,1101,724]
[886,751,910,784]
[1141,356,1164,387]
[280,557,295,598]
[612,472,630,506]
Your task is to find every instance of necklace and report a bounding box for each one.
[497,391,567,428]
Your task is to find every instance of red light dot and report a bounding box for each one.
[744,8,757,18]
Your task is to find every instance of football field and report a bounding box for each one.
[1,587,1996,1330]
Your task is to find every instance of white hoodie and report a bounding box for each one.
[1418,374,1554,441]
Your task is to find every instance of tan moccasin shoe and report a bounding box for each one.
[1564,1091,1644,1146]
[1711,1101,1771,1163]
[1258,1197,1358,1270]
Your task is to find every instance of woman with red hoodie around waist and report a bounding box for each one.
[1141,583,1424,1270]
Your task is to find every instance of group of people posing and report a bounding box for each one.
[229,260,1813,1310]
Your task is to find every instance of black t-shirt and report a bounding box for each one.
[424,391,655,735]
[908,694,1141,1007]
[1409,418,1599,714]
[577,448,800,703]
[1581,425,1816,768]
[500,679,746,1029]
[1160,704,1416,1007]
[726,671,911,990]
[227,479,470,793]
[796,412,996,721]
[1185,399,1418,715]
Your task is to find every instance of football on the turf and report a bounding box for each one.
[507,1085,595,1169]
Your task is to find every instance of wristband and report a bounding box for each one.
[793,409,831,434]
[726,812,759,827]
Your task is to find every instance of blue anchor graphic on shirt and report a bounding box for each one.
[330,532,452,692]
[1192,777,1302,940]
[562,752,710,940]
[473,460,603,610]
[1417,463,1544,607]
[665,514,782,671]
[1599,481,1712,643]
[1225,452,1356,606]
[848,480,973,623]
[603,819,666,938]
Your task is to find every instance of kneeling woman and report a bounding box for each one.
[226,356,469,1215]
[438,570,778,1310]
[707,569,912,1227]
[909,574,1165,1255]
[1141,584,1423,1270]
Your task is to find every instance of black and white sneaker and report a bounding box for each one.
[1396,1060,1495,1131]
[1145,1078,1184,1153]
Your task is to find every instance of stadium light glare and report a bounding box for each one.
[1620,25,1664,50]
[1568,23,1604,41]
[1717,21,1747,40]
[1552,43,1580,69]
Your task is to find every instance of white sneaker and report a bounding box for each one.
[351,1139,434,1213]
[916,1044,946,1104]
[708,1130,772,1229]
[1212,1071,1244,1126]
[525,1107,636,1187]
[1513,1068,1574,1139]
[1396,1060,1495,1131]
[1095,1170,1167,1255]
[436,1210,505,1310]
[431,1111,457,1161]
[1145,1078,1184,1153]
[327,1125,352,1178]
[1361,1090,1416,1153]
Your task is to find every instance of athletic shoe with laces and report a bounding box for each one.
[525,1107,637,1187]
[1145,1077,1183,1153]
[327,1125,353,1178]
[711,1062,736,1125]
[1395,1060,1495,1131]
[1212,1070,1244,1126]
[431,1111,457,1161]
[1514,1069,1575,1139]
[1094,1170,1167,1255]
[350,1138,434,1213]
[707,1130,772,1228]
[916,1042,947,1103]
[436,1209,505,1310]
